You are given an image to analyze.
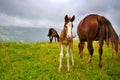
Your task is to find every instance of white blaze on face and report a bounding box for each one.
[66,22,72,38]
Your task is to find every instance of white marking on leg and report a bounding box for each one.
[70,48,74,65]
[87,54,92,63]
[58,44,63,72]
[66,45,70,71]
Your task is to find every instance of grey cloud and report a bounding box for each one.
[0,0,119,34]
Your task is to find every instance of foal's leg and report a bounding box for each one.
[58,44,64,72]
[66,45,70,71]
[70,44,74,65]
[87,41,94,63]
[98,40,103,68]
[78,41,85,58]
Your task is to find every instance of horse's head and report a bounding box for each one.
[64,15,75,39]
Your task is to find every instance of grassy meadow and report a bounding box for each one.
[0,40,120,80]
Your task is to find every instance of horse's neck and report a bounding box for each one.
[60,28,66,40]
[63,28,67,38]
[60,27,73,43]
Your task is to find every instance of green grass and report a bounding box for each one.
[0,41,120,80]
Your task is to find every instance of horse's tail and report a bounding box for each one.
[97,15,110,45]
[98,16,119,52]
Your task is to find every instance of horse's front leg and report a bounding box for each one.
[55,37,56,42]
[51,36,53,42]
[98,40,103,68]
[58,44,63,72]
[49,36,53,43]
[66,45,70,71]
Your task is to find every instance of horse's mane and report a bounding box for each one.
[99,16,119,52]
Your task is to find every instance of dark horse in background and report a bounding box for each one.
[77,14,120,68]
[48,28,59,42]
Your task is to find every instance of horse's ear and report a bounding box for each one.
[65,15,68,21]
[71,15,75,22]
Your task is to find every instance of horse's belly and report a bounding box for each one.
[63,40,68,44]
[61,39,73,45]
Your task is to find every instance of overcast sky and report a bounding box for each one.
[0,0,120,34]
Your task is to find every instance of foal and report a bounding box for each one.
[58,15,75,72]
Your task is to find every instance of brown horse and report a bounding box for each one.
[58,15,75,72]
[77,14,120,68]
[47,28,59,42]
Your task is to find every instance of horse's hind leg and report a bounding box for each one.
[87,41,93,63]
[98,40,103,68]
[78,41,85,58]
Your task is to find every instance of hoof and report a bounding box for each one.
[80,54,83,58]
[67,67,71,72]
[68,68,70,72]
[72,60,74,65]
[67,66,70,72]
[87,59,92,63]
[98,63,102,68]
[58,67,62,72]
[72,62,74,66]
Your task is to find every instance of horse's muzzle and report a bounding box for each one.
[67,34,73,40]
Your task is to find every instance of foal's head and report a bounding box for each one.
[64,15,75,39]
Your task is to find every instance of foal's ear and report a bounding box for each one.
[65,15,68,21]
[71,15,75,22]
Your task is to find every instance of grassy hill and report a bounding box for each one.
[0,41,120,80]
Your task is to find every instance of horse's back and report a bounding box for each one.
[77,14,99,41]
